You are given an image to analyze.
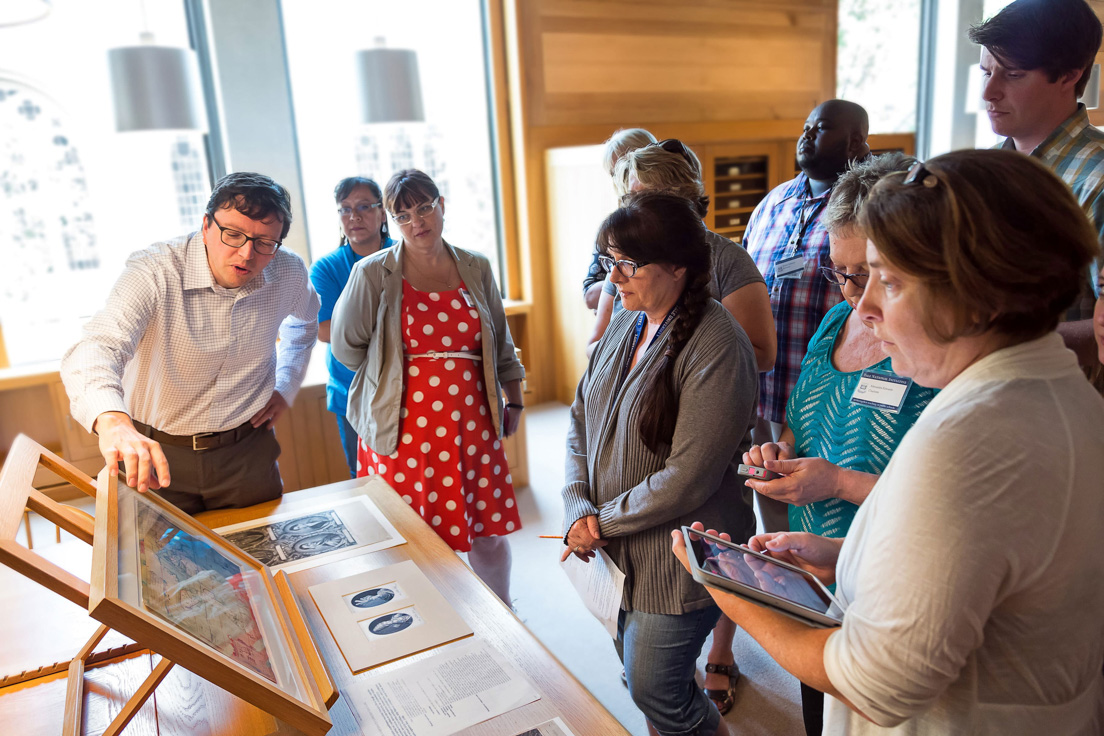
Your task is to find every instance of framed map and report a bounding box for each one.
[90,470,334,736]
[136,503,276,682]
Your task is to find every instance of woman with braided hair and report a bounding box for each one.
[562,192,758,736]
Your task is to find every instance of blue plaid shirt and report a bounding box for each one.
[743,173,842,424]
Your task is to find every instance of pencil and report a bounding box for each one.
[538,535,561,539]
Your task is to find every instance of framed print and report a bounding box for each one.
[90,469,333,736]
[216,492,404,573]
[309,560,472,672]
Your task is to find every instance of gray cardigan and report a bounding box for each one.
[562,300,758,615]
[331,241,524,457]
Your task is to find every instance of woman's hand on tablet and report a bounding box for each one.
[671,521,728,574]
[746,532,843,587]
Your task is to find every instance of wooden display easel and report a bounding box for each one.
[0,435,336,736]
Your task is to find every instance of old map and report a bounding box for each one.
[137,503,277,682]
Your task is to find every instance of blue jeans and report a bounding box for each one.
[334,412,358,479]
[616,605,723,736]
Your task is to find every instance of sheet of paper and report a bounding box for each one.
[560,548,625,638]
[512,717,577,736]
[348,639,540,736]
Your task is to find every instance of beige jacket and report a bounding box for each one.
[331,241,524,456]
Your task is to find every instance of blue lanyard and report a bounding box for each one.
[619,305,681,386]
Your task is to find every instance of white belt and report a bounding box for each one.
[404,351,482,361]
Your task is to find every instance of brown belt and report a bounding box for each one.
[133,420,257,452]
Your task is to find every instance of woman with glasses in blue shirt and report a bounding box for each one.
[309,177,394,477]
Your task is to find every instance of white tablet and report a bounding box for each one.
[682,526,844,628]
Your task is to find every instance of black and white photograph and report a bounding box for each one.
[216,493,404,572]
[360,606,426,641]
[225,510,355,567]
[345,582,408,612]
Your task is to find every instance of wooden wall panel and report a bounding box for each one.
[526,0,836,127]
[499,0,840,403]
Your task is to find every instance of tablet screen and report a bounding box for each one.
[687,534,834,614]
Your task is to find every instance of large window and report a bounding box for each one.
[280,0,503,283]
[0,1,211,366]
[837,0,922,133]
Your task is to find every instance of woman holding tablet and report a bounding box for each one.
[563,192,758,736]
[673,149,1104,733]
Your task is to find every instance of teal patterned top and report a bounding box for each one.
[786,301,938,538]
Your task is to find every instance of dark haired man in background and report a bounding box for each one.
[970,0,1104,366]
[61,172,319,512]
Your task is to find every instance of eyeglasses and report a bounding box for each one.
[392,197,440,226]
[903,161,939,188]
[598,254,648,278]
[819,265,869,290]
[207,213,281,255]
[653,138,696,169]
[337,201,382,218]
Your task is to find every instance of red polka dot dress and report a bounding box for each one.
[356,280,521,552]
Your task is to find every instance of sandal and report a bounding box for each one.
[703,662,740,715]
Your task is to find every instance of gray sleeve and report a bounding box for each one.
[709,230,764,299]
[597,317,758,537]
[481,258,525,384]
[562,363,599,535]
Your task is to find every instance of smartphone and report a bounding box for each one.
[737,463,780,481]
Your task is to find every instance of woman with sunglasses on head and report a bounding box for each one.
[741,152,938,734]
[582,128,659,314]
[673,149,1104,734]
[309,177,395,478]
[563,192,758,736]
[332,169,525,605]
[589,140,776,371]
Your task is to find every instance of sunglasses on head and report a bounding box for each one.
[653,138,696,168]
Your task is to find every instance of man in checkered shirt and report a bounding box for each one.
[969,0,1103,369]
[61,172,319,514]
[742,100,870,533]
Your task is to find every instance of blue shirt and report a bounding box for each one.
[309,238,394,414]
[786,301,938,538]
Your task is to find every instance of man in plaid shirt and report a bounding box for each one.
[969,0,1103,368]
[743,99,870,532]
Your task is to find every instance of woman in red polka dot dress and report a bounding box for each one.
[332,169,525,605]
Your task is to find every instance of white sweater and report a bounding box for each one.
[823,333,1104,735]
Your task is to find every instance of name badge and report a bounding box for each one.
[775,255,805,280]
[459,288,475,308]
[850,369,912,413]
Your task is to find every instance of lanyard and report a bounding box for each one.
[782,189,828,258]
[619,305,681,387]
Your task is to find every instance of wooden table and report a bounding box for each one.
[0,477,627,736]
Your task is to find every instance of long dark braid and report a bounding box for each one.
[637,268,712,453]
[594,191,714,454]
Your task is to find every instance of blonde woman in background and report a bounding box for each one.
[582,128,659,311]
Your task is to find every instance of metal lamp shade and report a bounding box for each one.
[108,45,207,132]
[357,48,425,124]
